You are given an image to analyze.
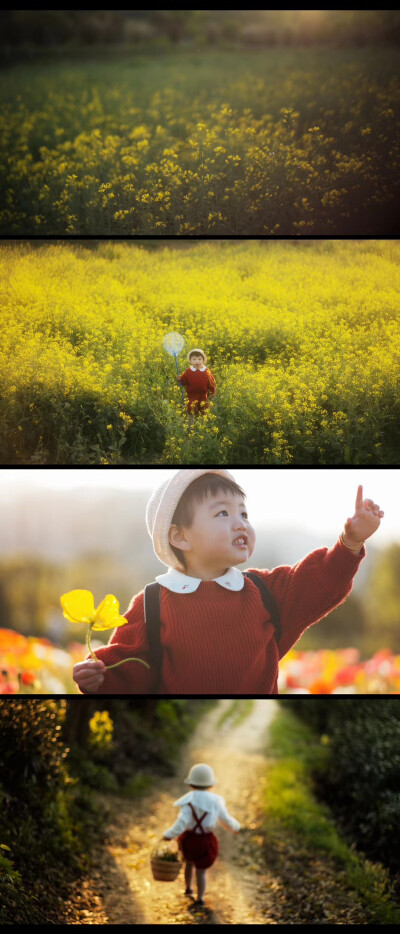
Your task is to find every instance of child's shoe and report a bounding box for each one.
[184,888,194,897]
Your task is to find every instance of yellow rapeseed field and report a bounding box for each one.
[1,239,399,465]
[0,48,399,235]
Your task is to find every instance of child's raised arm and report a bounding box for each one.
[341,485,384,552]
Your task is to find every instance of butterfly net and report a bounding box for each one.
[162,332,185,356]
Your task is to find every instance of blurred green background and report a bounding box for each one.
[1,10,400,58]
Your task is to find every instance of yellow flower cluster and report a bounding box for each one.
[0,49,398,235]
[0,239,399,465]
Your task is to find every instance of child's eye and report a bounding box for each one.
[241,512,248,520]
[216,510,228,517]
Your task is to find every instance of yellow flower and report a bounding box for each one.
[60,590,149,671]
[60,590,126,632]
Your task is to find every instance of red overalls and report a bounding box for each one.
[178,803,219,869]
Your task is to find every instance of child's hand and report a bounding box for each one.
[176,376,181,383]
[73,659,106,692]
[342,485,384,550]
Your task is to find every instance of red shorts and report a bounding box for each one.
[178,830,219,869]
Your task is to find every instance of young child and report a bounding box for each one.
[176,348,216,415]
[162,762,240,908]
[73,469,384,695]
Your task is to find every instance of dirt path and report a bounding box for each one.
[76,700,370,925]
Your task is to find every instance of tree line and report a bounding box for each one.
[2,10,400,53]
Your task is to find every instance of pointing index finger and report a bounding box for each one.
[355,485,364,512]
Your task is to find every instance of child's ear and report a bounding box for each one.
[169,524,191,552]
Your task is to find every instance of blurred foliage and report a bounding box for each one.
[284,699,400,875]
[88,709,114,754]
[1,11,400,53]
[0,556,62,639]
[0,697,213,921]
[364,545,400,655]
[267,703,400,923]
[0,698,86,922]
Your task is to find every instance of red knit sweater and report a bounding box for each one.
[82,540,364,695]
[179,367,216,413]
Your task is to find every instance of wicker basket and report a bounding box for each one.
[150,841,182,882]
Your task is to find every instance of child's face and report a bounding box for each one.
[190,354,204,369]
[170,490,256,577]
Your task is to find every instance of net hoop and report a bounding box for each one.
[162,332,185,356]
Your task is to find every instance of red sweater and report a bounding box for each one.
[82,540,364,695]
[179,367,216,402]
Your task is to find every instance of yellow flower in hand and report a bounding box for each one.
[60,590,149,670]
[61,590,127,631]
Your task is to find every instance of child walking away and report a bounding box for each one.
[162,763,240,909]
[176,348,216,415]
[73,469,384,695]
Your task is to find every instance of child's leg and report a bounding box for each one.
[184,861,194,892]
[195,867,207,901]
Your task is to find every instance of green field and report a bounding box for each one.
[1,47,399,235]
[1,239,399,465]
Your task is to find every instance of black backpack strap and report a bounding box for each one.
[144,582,163,689]
[244,572,281,646]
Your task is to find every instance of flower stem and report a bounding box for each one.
[87,622,149,670]
[106,658,150,670]
[86,622,98,662]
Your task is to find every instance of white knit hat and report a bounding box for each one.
[184,763,217,786]
[187,348,207,365]
[146,468,235,571]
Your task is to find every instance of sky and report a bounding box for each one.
[1,468,397,547]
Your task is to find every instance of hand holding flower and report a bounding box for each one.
[61,590,149,692]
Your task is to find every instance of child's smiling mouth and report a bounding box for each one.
[232,535,248,548]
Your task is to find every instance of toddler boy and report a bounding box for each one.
[162,762,240,909]
[176,348,216,415]
[73,468,383,695]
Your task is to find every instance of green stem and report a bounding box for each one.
[106,658,150,670]
[86,623,98,662]
[87,622,150,670]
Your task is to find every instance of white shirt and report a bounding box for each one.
[164,790,241,839]
[190,365,206,371]
[155,566,245,593]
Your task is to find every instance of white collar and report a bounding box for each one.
[155,566,245,593]
[190,365,206,372]
[174,790,218,807]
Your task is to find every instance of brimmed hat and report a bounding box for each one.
[188,348,207,365]
[184,763,217,787]
[146,468,235,571]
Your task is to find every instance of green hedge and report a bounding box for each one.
[283,699,400,874]
[0,699,87,922]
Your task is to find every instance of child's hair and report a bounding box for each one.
[170,473,246,566]
[190,784,212,789]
